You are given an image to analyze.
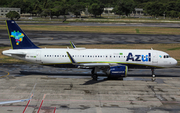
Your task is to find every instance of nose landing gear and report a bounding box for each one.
[151,68,156,81]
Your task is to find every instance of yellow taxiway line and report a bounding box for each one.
[0,71,9,79]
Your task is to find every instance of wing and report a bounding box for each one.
[66,52,119,68]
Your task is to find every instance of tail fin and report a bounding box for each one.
[6,20,39,49]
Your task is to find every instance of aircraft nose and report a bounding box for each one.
[172,58,177,66]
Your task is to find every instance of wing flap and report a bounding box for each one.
[79,63,110,67]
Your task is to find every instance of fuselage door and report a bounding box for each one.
[36,50,41,63]
[152,52,158,64]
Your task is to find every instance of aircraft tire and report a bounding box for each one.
[91,74,98,80]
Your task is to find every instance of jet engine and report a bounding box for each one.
[109,65,128,78]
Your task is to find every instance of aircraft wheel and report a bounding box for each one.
[151,77,156,81]
[91,74,98,80]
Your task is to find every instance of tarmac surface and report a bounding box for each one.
[0,30,180,47]
[0,22,180,112]
[0,64,180,113]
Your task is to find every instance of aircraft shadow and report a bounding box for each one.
[128,74,180,77]
[18,71,180,78]
[14,71,180,85]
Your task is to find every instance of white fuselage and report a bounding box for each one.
[2,48,177,68]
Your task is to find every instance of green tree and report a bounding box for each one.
[0,0,8,7]
[40,9,50,18]
[88,3,104,17]
[51,6,61,18]
[122,0,135,16]
[31,0,43,16]
[10,0,33,14]
[113,0,135,17]
[166,10,179,18]
[144,1,165,18]
[70,3,86,17]
[6,11,20,20]
[112,3,124,17]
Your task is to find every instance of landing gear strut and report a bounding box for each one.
[91,68,98,80]
[151,68,156,81]
[91,74,98,80]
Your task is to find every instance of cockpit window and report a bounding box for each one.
[164,55,171,58]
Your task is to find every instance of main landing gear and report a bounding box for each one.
[91,68,98,80]
[151,68,156,81]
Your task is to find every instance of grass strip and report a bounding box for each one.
[1,25,180,35]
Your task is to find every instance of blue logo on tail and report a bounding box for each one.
[10,31,24,45]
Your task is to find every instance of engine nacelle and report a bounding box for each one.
[109,65,128,77]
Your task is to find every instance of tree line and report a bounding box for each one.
[1,0,180,18]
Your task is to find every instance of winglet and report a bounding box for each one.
[70,41,76,48]
[66,52,76,64]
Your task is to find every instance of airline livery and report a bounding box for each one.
[2,20,177,80]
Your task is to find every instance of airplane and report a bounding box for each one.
[2,20,177,80]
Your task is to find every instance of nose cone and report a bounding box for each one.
[171,58,177,66]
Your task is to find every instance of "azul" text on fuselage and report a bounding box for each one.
[126,53,151,62]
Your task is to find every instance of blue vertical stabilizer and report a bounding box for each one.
[6,20,39,49]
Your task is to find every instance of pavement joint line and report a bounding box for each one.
[53,107,56,113]
[163,84,180,90]
[22,99,31,113]
[45,94,180,96]
[0,71,9,79]
[41,99,180,103]
[37,94,46,113]
[22,93,33,113]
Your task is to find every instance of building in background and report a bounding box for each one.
[103,7,114,15]
[132,8,144,16]
[0,7,21,17]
